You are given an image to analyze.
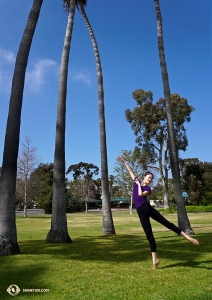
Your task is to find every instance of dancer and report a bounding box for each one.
[118,157,199,269]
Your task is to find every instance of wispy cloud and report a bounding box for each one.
[26,59,58,91]
[0,48,15,91]
[0,47,59,93]
[0,48,15,64]
[71,68,92,85]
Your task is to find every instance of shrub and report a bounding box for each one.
[158,205,212,214]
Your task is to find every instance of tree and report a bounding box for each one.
[79,3,115,234]
[180,158,212,205]
[151,178,175,203]
[67,178,96,212]
[66,162,99,213]
[201,162,212,205]
[46,0,77,243]
[0,0,43,256]
[17,137,38,217]
[29,163,54,213]
[180,158,203,205]
[125,89,194,208]
[153,0,194,233]
[66,162,99,180]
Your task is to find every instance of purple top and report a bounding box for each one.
[133,178,151,208]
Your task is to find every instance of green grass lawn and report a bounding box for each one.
[1,211,212,300]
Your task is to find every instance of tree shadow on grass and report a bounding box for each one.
[156,231,212,270]
[0,231,211,298]
[159,259,212,270]
[19,234,151,263]
[17,231,212,269]
[0,263,51,299]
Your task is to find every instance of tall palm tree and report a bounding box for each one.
[46,0,77,243]
[79,2,115,234]
[0,0,44,255]
[154,0,193,233]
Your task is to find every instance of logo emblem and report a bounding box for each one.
[7,285,21,296]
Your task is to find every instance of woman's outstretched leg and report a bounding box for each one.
[148,204,200,245]
[180,231,200,245]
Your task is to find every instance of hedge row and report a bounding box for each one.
[158,205,212,214]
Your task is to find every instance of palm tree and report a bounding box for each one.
[153,0,193,233]
[46,0,77,243]
[79,2,115,234]
[0,0,43,256]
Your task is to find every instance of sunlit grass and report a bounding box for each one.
[1,211,212,299]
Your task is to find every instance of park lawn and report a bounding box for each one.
[0,211,211,300]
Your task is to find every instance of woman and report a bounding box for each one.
[118,157,199,269]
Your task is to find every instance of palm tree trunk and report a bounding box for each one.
[0,0,43,256]
[154,0,193,233]
[80,4,115,234]
[46,1,76,243]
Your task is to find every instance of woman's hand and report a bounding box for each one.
[118,156,125,163]
[118,157,135,181]
[134,178,140,186]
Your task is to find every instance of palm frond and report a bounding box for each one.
[62,0,87,12]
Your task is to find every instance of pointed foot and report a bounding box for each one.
[189,237,200,246]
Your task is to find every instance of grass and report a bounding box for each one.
[1,211,212,300]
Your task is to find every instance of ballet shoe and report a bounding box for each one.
[152,259,160,270]
[189,237,200,246]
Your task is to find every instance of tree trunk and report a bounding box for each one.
[163,148,169,208]
[154,0,193,233]
[0,0,43,256]
[24,175,28,218]
[85,194,88,214]
[46,1,75,243]
[162,178,169,209]
[80,4,115,234]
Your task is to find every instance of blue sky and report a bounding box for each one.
[0,0,210,179]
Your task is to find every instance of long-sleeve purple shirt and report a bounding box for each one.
[133,178,151,208]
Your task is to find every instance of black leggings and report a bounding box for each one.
[137,202,182,252]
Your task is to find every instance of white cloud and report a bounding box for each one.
[71,68,92,85]
[0,48,15,91]
[0,48,15,64]
[0,47,58,93]
[26,59,58,91]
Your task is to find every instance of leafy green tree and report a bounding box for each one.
[66,162,99,180]
[66,162,99,213]
[109,175,122,199]
[0,0,43,255]
[153,0,194,233]
[79,3,115,234]
[180,158,212,205]
[93,178,102,200]
[151,178,175,203]
[30,163,54,214]
[66,178,96,213]
[200,162,212,197]
[125,89,194,209]
[180,158,203,205]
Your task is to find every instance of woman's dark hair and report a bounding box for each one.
[144,171,154,179]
